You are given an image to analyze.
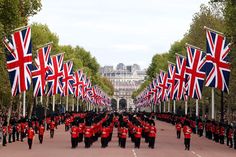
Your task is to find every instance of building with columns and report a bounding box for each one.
[100,63,146,110]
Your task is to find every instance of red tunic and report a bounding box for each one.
[183,126,192,139]
[84,127,93,138]
[120,127,128,139]
[148,126,156,137]
[50,121,55,130]
[71,126,79,138]
[28,128,35,139]
[101,127,110,138]
[39,125,45,135]
[176,123,182,131]
[134,126,142,138]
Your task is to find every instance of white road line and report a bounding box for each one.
[132,149,137,157]
[191,150,202,157]
[191,151,196,154]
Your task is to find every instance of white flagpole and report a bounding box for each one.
[196,99,199,117]
[168,100,170,112]
[72,97,74,111]
[40,96,43,105]
[211,88,215,119]
[76,97,79,112]
[173,100,176,114]
[163,102,166,112]
[159,103,161,113]
[185,101,188,115]
[66,95,69,111]
[52,95,55,112]
[23,91,26,117]
[35,96,38,106]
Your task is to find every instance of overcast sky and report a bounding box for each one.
[30,0,209,69]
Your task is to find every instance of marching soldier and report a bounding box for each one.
[2,122,7,146]
[134,123,142,148]
[8,123,13,143]
[49,119,55,138]
[119,124,128,148]
[183,121,192,151]
[228,126,233,148]
[148,120,156,149]
[84,122,93,148]
[27,125,35,149]
[233,127,236,149]
[176,119,182,139]
[198,119,203,137]
[38,122,45,144]
[16,122,21,141]
[101,123,110,148]
[71,122,79,148]
[78,119,85,143]
[219,124,225,144]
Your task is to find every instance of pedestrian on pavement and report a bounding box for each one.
[148,120,156,149]
[27,125,35,149]
[183,121,192,151]
[228,126,233,148]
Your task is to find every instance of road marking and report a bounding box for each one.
[132,149,137,157]
[191,150,202,157]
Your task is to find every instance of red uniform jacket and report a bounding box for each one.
[50,121,55,130]
[39,125,45,135]
[176,123,182,131]
[78,123,85,134]
[84,127,93,138]
[8,125,13,134]
[3,126,7,136]
[28,128,35,139]
[101,127,110,138]
[120,127,128,139]
[183,126,192,139]
[148,126,156,137]
[71,126,79,138]
[134,126,142,138]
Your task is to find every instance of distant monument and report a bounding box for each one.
[100,63,146,110]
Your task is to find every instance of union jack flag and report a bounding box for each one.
[47,53,64,96]
[73,69,83,98]
[204,28,231,93]
[174,54,187,100]
[185,45,206,99]
[62,61,74,96]
[80,74,87,100]
[31,44,51,97]
[167,63,176,100]
[159,70,168,102]
[3,26,33,96]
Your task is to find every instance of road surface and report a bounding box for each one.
[1,120,235,157]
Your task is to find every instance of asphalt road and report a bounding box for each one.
[1,120,235,157]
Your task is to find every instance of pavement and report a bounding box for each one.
[0,120,235,157]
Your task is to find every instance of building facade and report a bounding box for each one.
[100,63,146,110]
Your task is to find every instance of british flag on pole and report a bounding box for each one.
[174,54,187,100]
[185,44,206,99]
[204,27,231,93]
[3,26,33,96]
[73,69,83,98]
[167,62,176,100]
[47,53,64,96]
[159,70,168,102]
[62,61,74,96]
[31,44,51,97]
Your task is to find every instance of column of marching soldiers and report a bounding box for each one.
[0,111,157,149]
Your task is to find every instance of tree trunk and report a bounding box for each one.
[7,96,13,125]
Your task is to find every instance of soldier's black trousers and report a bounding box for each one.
[101,137,108,148]
[78,133,83,142]
[84,137,91,148]
[219,135,224,144]
[38,135,43,144]
[184,138,190,150]
[8,134,12,143]
[71,137,77,148]
[3,135,7,146]
[28,139,33,149]
[148,137,155,148]
[134,138,141,148]
[50,129,54,138]
[16,132,19,141]
[120,138,126,148]
[13,132,16,142]
[198,129,203,137]
[177,131,181,139]
[228,138,233,148]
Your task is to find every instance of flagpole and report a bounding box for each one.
[76,97,79,112]
[159,103,161,113]
[40,96,43,105]
[52,95,55,112]
[196,99,199,117]
[173,100,176,114]
[72,97,74,111]
[168,100,170,112]
[23,91,26,117]
[211,88,215,120]
[185,101,188,115]
[66,95,69,111]
[163,102,166,112]
[35,96,38,106]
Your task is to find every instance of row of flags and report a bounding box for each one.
[2,26,111,107]
[135,27,231,108]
